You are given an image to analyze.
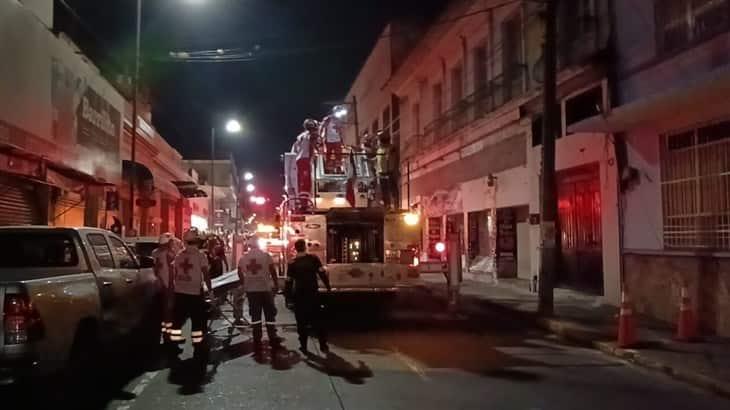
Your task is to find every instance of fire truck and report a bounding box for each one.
[279,148,422,292]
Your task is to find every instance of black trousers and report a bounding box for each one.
[247,292,278,344]
[294,295,327,348]
[170,293,207,347]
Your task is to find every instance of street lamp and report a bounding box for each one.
[243,171,254,181]
[210,117,242,231]
[246,183,255,193]
[333,105,348,120]
[226,119,242,134]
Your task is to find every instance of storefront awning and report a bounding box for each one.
[172,180,208,198]
[122,160,154,182]
[0,143,112,187]
[568,64,730,134]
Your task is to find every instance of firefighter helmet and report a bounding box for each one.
[303,118,318,131]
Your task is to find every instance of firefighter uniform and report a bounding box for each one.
[151,233,175,340]
[238,239,279,349]
[170,230,210,358]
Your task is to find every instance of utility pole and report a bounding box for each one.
[539,0,558,316]
[128,0,142,233]
[352,95,360,146]
[210,126,216,232]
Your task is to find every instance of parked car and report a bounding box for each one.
[125,236,161,258]
[0,227,161,385]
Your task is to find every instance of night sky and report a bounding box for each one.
[64,0,447,195]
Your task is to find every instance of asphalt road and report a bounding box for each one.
[6,289,730,410]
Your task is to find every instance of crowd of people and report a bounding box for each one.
[289,116,399,209]
[150,228,332,382]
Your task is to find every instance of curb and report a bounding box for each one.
[416,284,730,398]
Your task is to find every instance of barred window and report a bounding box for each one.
[661,120,730,250]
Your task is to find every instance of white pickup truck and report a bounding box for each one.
[0,227,162,385]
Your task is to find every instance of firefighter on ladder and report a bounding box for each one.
[169,228,212,366]
[291,118,319,205]
[320,114,344,174]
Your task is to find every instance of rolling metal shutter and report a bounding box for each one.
[0,176,42,226]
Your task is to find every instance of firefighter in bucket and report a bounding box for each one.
[169,228,212,367]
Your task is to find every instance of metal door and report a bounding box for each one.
[557,165,603,294]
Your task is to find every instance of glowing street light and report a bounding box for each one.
[246,183,256,193]
[243,171,254,181]
[225,119,242,134]
[333,105,348,119]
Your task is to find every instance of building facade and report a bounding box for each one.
[186,159,239,233]
[0,0,199,238]
[572,0,730,336]
[384,0,620,303]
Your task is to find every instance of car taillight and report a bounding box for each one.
[3,293,43,345]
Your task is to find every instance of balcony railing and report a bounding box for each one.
[403,66,527,159]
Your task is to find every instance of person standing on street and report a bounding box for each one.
[152,233,176,343]
[286,239,331,354]
[169,228,211,366]
[238,236,280,352]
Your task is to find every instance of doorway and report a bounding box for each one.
[557,164,603,294]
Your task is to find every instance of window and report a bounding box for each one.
[656,0,730,54]
[383,106,391,132]
[473,45,488,91]
[412,103,421,136]
[391,95,401,138]
[451,63,467,130]
[502,12,524,101]
[88,233,114,268]
[661,119,730,250]
[109,236,138,269]
[473,44,490,117]
[450,63,463,105]
[0,232,79,268]
[564,85,604,133]
[432,82,443,118]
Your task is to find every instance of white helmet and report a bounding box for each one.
[159,232,173,245]
[183,228,199,243]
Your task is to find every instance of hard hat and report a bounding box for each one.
[303,118,318,131]
[159,232,173,245]
[183,229,199,242]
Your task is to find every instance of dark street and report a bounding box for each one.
[5,289,728,410]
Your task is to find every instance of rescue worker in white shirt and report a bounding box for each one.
[169,228,212,361]
[237,236,281,351]
[291,118,319,200]
[151,233,176,344]
[320,115,345,174]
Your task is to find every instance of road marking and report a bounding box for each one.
[393,349,431,382]
[115,371,160,410]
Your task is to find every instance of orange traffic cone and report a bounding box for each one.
[617,288,637,348]
[676,285,698,342]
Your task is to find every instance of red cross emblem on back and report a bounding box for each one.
[180,258,193,275]
[246,259,263,275]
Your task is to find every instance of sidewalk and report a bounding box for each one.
[417,273,730,397]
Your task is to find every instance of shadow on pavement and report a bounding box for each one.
[303,351,374,385]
